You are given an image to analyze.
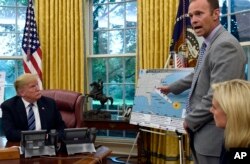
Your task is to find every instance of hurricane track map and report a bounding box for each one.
[130,69,193,133]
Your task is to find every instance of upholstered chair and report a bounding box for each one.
[40,89,84,128]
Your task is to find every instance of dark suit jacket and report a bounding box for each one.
[1,95,65,141]
[220,145,229,164]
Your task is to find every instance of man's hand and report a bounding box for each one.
[156,86,171,95]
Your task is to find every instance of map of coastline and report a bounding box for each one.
[130,69,193,133]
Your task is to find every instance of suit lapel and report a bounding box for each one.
[16,97,29,127]
[196,26,226,80]
[37,99,47,129]
[207,26,226,51]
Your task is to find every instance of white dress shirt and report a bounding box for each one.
[22,98,42,130]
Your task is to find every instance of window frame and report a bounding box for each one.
[85,0,136,114]
[0,1,27,100]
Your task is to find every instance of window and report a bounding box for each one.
[241,42,250,80]
[86,0,137,138]
[0,0,26,100]
[219,0,250,42]
[219,0,250,81]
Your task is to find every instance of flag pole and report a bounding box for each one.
[164,53,172,69]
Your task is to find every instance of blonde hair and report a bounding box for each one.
[14,73,38,95]
[212,79,250,149]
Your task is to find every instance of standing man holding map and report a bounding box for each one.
[158,0,246,164]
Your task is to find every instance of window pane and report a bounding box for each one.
[17,0,29,6]
[106,85,115,109]
[125,57,135,82]
[125,29,136,53]
[4,85,16,100]
[0,60,23,100]
[220,0,227,16]
[0,0,16,6]
[219,0,250,42]
[92,58,106,82]
[0,7,16,32]
[220,16,228,29]
[126,1,137,27]
[0,60,23,84]
[17,7,26,33]
[109,30,124,54]
[93,31,108,54]
[125,84,135,105]
[109,3,124,29]
[230,0,250,13]
[17,33,23,56]
[93,0,108,4]
[108,58,122,83]
[220,15,240,41]
[93,4,108,30]
[0,33,16,56]
[235,11,250,42]
[230,14,240,40]
[109,84,122,105]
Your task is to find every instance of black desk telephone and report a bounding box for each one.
[21,128,97,157]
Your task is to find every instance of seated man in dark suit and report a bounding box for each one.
[1,73,65,141]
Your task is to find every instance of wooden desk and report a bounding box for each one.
[0,137,112,164]
[82,117,144,163]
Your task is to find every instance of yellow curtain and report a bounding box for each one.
[138,0,192,163]
[137,0,178,69]
[34,0,84,92]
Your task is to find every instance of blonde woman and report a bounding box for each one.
[210,79,250,164]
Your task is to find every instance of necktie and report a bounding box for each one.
[28,103,36,130]
[186,42,207,113]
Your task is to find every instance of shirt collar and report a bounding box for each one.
[204,24,222,47]
[22,98,37,108]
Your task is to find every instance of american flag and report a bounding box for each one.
[22,0,43,89]
[174,53,185,68]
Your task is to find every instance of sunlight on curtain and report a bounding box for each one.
[138,0,178,69]
[35,0,84,92]
[138,0,193,163]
